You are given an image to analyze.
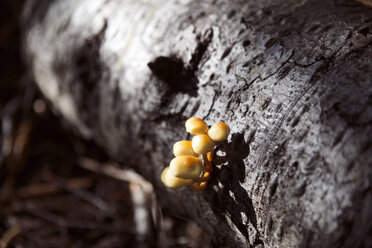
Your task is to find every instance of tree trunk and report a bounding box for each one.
[21,0,372,247]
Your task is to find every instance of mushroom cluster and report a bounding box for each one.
[161,117,230,191]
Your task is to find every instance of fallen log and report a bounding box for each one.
[22,0,372,247]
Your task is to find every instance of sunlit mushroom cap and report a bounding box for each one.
[192,134,215,154]
[208,122,230,142]
[173,140,198,157]
[206,151,213,163]
[161,166,193,189]
[185,117,209,135]
[161,167,169,186]
[169,156,202,179]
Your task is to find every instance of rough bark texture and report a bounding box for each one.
[22,0,372,247]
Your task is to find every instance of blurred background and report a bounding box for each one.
[0,1,211,247]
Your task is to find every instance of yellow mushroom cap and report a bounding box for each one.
[161,167,169,186]
[173,140,198,157]
[208,122,230,142]
[161,166,193,189]
[185,117,209,135]
[206,151,213,163]
[169,156,202,179]
[192,134,215,154]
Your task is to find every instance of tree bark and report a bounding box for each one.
[22,0,372,247]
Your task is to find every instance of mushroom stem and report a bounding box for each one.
[202,153,212,168]
[192,153,213,183]
[206,151,213,164]
[203,164,213,173]
[194,171,211,182]
[202,153,213,175]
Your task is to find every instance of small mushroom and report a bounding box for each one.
[192,134,215,155]
[185,117,209,134]
[169,156,202,179]
[173,140,198,157]
[161,167,193,189]
[161,117,231,192]
[206,151,213,163]
[208,122,230,142]
[187,181,207,191]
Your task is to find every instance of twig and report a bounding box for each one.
[0,177,93,202]
[60,180,112,213]
[78,157,165,247]
[25,207,130,232]
[0,224,21,248]
[78,158,149,185]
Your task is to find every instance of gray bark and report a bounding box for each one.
[21,0,372,247]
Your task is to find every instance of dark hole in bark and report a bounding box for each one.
[148,56,198,96]
[358,27,369,36]
[243,39,251,47]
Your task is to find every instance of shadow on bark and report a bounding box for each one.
[207,132,262,245]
